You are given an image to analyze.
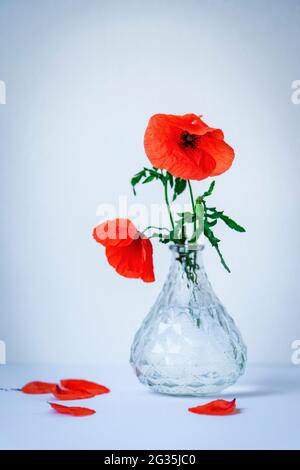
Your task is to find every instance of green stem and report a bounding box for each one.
[215,245,231,273]
[187,180,197,238]
[163,176,175,231]
[142,226,170,234]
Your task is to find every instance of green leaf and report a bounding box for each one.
[131,169,146,195]
[207,220,218,227]
[220,215,246,232]
[173,178,187,201]
[204,221,230,272]
[203,180,216,198]
[207,210,224,219]
[146,167,158,177]
[167,172,174,188]
[215,246,231,273]
[148,167,165,183]
[204,222,220,247]
[142,175,156,184]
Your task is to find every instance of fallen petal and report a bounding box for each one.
[52,385,94,401]
[188,398,237,416]
[60,379,110,396]
[49,402,95,417]
[21,381,57,394]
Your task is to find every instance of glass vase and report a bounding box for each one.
[130,244,247,396]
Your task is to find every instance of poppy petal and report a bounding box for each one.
[106,242,143,279]
[201,133,235,176]
[188,399,237,416]
[52,385,95,400]
[141,238,155,282]
[94,218,155,282]
[49,402,96,417]
[60,379,110,396]
[21,381,57,394]
[93,218,138,248]
[106,237,155,282]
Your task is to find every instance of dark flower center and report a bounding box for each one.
[180,131,200,149]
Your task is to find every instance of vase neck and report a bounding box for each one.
[168,244,206,286]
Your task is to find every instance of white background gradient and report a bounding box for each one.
[0,0,299,366]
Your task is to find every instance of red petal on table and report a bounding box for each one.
[52,385,94,400]
[60,379,110,396]
[21,381,57,394]
[188,399,237,416]
[49,402,96,417]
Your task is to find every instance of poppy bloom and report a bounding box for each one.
[144,113,235,180]
[93,218,155,282]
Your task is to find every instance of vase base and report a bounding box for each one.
[132,365,245,397]
[147,383,236,397]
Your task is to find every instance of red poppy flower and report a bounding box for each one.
[93,218,155,282]
[144,113,235,180]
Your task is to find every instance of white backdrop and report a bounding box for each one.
[0,0,299,366]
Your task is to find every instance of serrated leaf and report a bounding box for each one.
[142,175,156,184]
[147,168,158,177]
[207,210,224,219]
[220,215,246,232]
[207,220,218,227]
[204,221,230,273]
[215,246,231,273]
[148,167,166,183]
[131,169,146,195]
[173,178,187,201]
[167,172,174,188]
[203,180,216,198]
[204,222,220,247]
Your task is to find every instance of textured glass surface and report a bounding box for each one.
[130,245,247,396]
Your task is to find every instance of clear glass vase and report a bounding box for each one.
[130,244,247,396]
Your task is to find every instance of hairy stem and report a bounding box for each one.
[187,180,197,239]
[163,176,175,231]
[142,226,170,234]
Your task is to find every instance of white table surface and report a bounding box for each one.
[0,364,299,450]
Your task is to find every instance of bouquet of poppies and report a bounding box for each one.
[93,113,245,282]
